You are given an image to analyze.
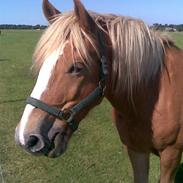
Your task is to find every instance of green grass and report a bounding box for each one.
[170,32,183,48]
[0,30,183,183]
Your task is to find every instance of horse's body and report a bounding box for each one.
[15,0,183,182]
[113,46,183,153]
[113,46,183,182]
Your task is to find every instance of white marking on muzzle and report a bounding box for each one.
[19,46,65,145]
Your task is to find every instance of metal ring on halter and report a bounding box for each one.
[59,110,75,123]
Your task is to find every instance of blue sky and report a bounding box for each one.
[0,0,182,25]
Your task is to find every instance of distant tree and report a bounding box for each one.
[0,23,182,31]
[151,23,183,31]
[0,24,47,30]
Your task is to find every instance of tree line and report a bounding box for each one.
[0,24,47,30]
[152,23,183,31]
[0,23,183,31]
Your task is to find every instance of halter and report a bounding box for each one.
[26,56,108,132]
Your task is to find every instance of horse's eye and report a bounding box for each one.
[68,62,84,75]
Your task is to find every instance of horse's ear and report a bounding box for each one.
[42,0,61,23]
[74,0,96,33]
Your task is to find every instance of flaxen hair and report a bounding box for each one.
[33,11,167,96]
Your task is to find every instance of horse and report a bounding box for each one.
[15,0,183,182]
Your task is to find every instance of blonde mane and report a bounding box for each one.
[33,11,166,95]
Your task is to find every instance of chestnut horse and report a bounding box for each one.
[15,0,183,182]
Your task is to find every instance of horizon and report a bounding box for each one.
[0,0,183,26]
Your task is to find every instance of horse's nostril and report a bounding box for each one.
[26,134,45,153]
[26,136,39,148]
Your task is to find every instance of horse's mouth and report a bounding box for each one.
[47,132,68,158]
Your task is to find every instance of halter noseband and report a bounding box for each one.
[26,56,108,132]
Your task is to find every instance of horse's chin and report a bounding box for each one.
[47,132,68,158]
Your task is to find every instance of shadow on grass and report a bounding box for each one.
[175,163,183,183]
[0,98,25,105]
[0,59,11,62]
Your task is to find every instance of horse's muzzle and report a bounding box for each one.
[15,124,69,158]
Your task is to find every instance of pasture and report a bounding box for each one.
[0,30,183,183]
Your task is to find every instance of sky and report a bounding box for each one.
[0,0,182,26]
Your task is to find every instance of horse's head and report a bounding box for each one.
[15,0,110,158]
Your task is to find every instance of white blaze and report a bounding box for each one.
[19,47,64,145]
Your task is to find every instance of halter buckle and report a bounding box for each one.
[59,110,75,123]
[59,110,78,131]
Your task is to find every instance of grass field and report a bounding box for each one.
[0,30,183,183]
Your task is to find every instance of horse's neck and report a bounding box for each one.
[105,46,162,114]
[105,65,162,117]
[106,45,182,117]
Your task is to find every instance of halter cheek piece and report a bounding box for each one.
[26,56,108,132]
